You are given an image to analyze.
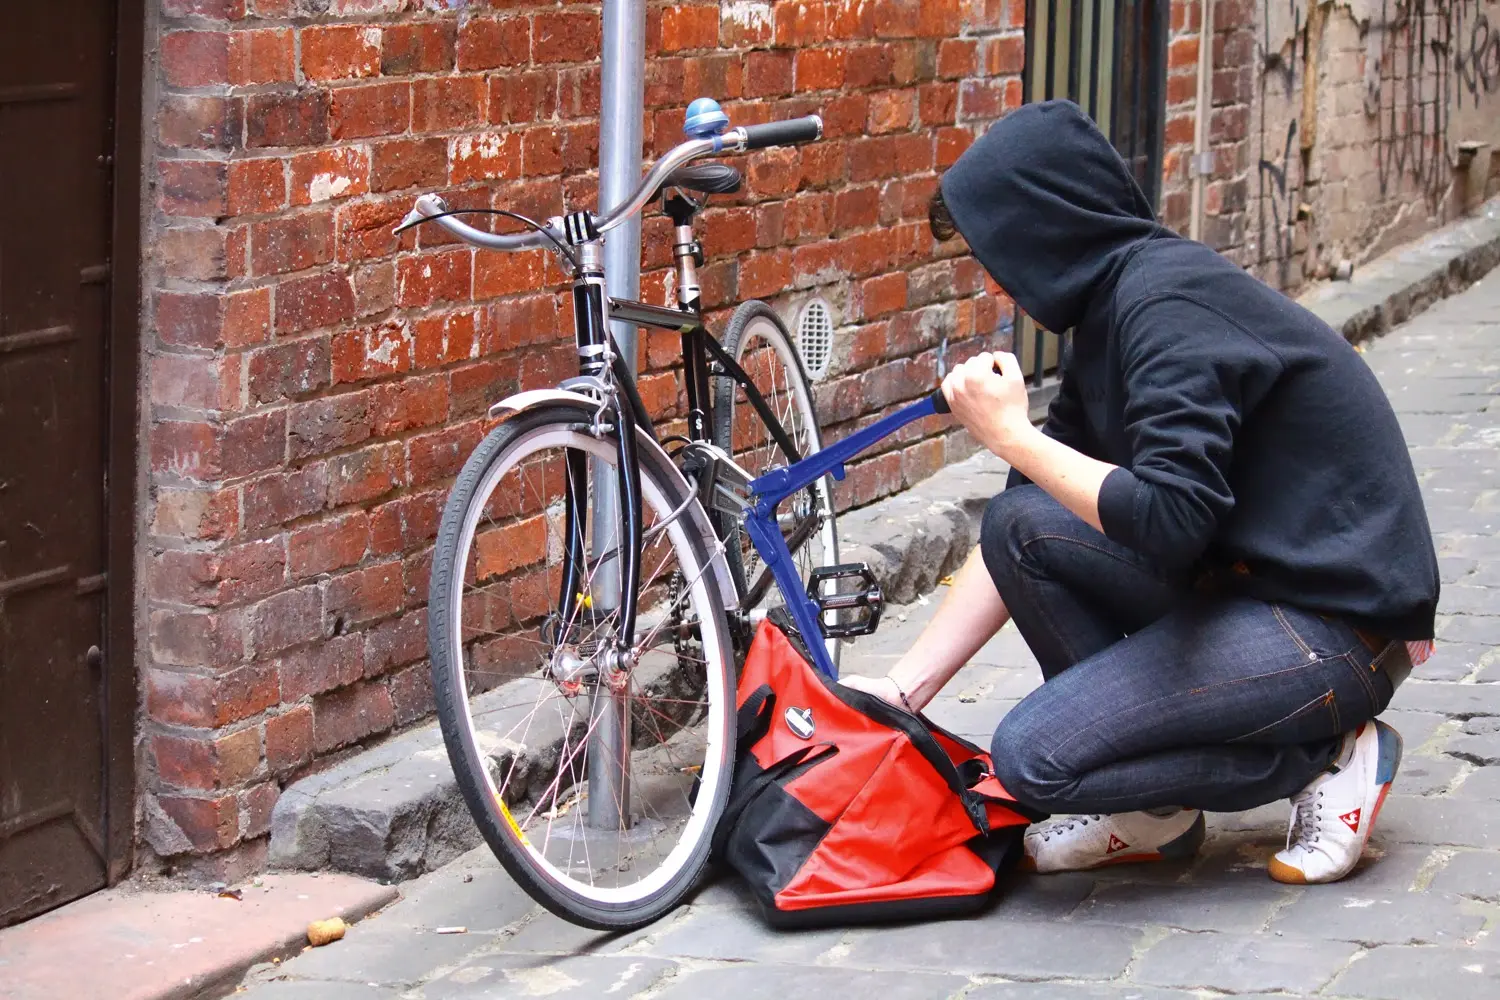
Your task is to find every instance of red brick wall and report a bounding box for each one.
[141,0,1024,874]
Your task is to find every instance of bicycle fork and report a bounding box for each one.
[559,241,645,831]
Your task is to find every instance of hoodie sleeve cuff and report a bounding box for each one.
[1097,466,1139,547]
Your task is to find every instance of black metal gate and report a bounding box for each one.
[1017,0,1169,386]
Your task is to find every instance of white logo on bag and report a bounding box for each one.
[784,706,815,739]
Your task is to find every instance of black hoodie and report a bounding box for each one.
[940,100,1438,640]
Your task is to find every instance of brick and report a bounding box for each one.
[936,125,972,167]
[227,157,286,215]
[449,358,521,418]
[369,136,446,192]
[795,47,847,92]
[229,29,295,85]
[381,21,456,75]
[148,607,247,669]
[149,349,234,412]
[660,4,719,51]
[775,0,827,44]
[937,38,976,78]
[324,561,403,630]
[158,794,239,853]
[278,632,364,704]
[337,198,408,261]
[301,25,381,81]
[534,9,600,63]
[331,320,413,384]
[984,33,1024,75]
[720,1,774,45]
[162,31,230,88]
[846,45,894,89]
[862,272,907,318]
[745,50,794,97]
[388,662,433,725]
[869,89,916,134]
[250,209,333,275]
[250,584,324,658]
[288,391,372,461]
[371,375,448,435]
[352,260,395,318]
[449,131,521,184]
[243,464,327,531]
[222,410,285,477]
[289,513,370,579]
[412,75,486,131]
[264,704,314,772]
[153,727,261,792]
[329,441,403,506]
[246,91,329,149]
[150,539,284,609]
[456,15,529,70]
[488,70,557,125]
[241,781,279,839]
[164,0,244,15]
[160,95,242,150]
[364,609,426,676]
[313,681,395,753]
[247,337,331,404]
[152,418,221,482]
[290,146,370,206]
[407,421,483,487]
[276,272,355,334]
[153,486,239,542]
[521,127,563,176]
[329,82,410,140]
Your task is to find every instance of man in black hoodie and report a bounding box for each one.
[840,101,1438,884]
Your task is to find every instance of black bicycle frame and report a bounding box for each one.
[560,277,803,649]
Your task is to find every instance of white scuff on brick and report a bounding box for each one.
[306,171,354,203]
[721,1,773,32]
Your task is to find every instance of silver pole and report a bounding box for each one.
[587,0,646,831]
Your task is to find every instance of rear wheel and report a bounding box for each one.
[712,300,840,665]
[428,405,734,929]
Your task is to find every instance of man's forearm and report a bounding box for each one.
[887,547,1011,709]
[999,423,1116,534]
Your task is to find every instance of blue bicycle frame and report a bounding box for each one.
[744,390,950,680]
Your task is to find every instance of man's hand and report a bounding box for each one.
[838,674,913,712]
[940,352,1033,459]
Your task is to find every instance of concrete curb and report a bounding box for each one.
[1297,199,1500,342]
[269,203,1500,884]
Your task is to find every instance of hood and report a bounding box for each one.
[939,100,1161,333]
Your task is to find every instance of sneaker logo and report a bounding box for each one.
[1339,808,1362,833]
[1106,834,1130,854]
[785,706,815,740]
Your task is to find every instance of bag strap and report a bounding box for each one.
[736,684,776,756]
[710,741,838,860]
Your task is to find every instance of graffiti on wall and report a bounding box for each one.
[1253,0,1500,283]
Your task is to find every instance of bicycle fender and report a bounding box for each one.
[488,388,601,419]
[487,388,740,612]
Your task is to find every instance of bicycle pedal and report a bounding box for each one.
[807,563,884,639]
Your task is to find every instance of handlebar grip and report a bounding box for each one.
[930,388,951,415]
[741,115,823,150]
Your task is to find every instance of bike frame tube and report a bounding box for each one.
[745,394,944,679]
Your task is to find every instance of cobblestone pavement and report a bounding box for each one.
[236,276,1500,999]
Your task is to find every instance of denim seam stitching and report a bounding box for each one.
[1225,688,1337,744]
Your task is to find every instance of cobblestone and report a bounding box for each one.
[239,225,1500,1000]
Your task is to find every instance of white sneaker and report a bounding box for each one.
[1270,720,1403,884]
[1023,809,1205,873]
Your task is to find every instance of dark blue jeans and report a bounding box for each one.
[981,486,1398,816]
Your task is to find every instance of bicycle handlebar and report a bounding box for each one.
[397,114,824,251]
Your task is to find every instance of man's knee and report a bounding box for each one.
[979,486,1077,591]
[990,709,1074,815]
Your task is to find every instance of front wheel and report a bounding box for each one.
[428,405,735,929]
[713,300,840,666]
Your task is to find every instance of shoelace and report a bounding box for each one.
[1284,787,1325,853]
[1035,814,1103,842]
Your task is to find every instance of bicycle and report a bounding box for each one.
[398,98,952,930]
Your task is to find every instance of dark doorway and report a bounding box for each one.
[0,0,140,927]
[1017,0,1170,386]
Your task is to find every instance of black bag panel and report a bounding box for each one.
[722,762,833,909]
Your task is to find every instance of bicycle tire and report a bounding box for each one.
[712,300,840,666]
[429,404,735,930]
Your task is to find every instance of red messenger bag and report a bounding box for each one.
[711,615,1045,927]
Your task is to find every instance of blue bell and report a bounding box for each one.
[683,98,730,138]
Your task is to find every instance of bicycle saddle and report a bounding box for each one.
[655,163,743,200]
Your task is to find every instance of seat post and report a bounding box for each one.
[664,193,704,313]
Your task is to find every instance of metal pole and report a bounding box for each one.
[588,0,645,832]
